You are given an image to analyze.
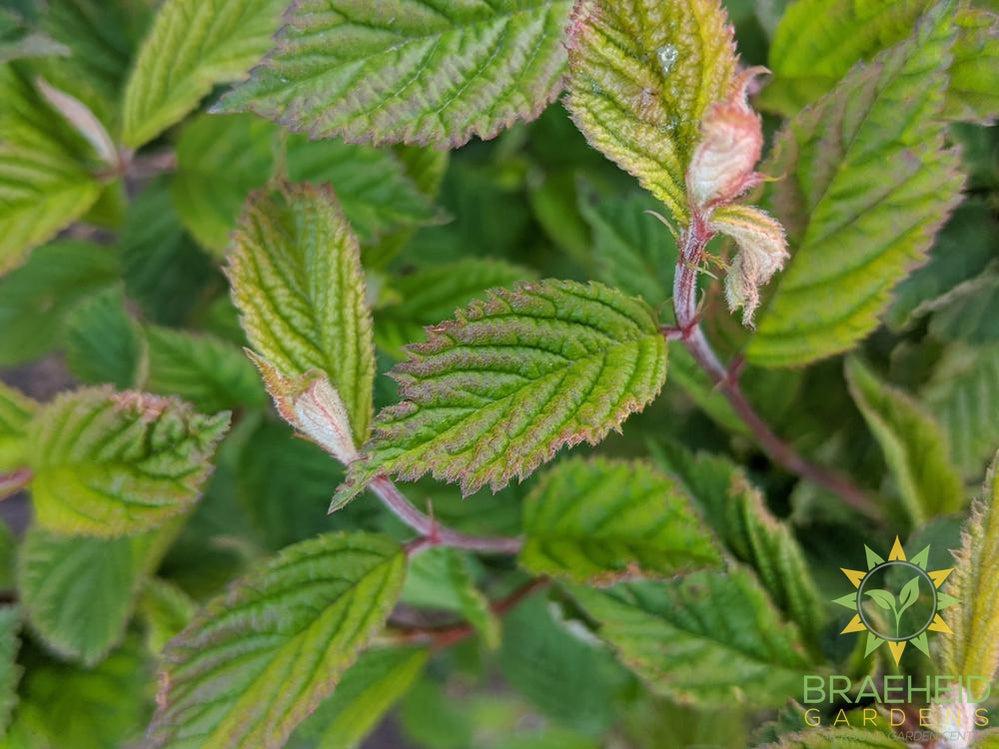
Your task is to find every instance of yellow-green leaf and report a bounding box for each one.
[0,381,35,472]
[564,0,737,223]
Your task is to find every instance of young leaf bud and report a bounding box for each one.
[249,353,360,465]
[709,204,788,326]
[685,66,768,210]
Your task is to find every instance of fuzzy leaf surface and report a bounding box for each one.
[922,344,999,479]
[0,381,35,472]
[219,0,573,147]
[228,183,375,443]
[748,6,964,366]
[651,442,826,647]
[287,647,428,749]
[18,526,166,665]
[0,65,102,273]
[564,0,737,222]
[0,604,19,734]
[941,453,999,682]
[26,388,229,537]
[148,532,406,749]
[569,569,813,708]
[120,0,286,147]
[520,457,720,583]
[845,358,964,524]
[337,280,668,505]
[145,326,266,413]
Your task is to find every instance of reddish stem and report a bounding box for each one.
[0,469,32,501]
[369,476,523,555]
[671,221,880,520]
[390,578,549,649]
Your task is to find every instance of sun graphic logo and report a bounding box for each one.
[834,536,958,665]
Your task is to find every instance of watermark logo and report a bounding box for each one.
[834,536,957,664]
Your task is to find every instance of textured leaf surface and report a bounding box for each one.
[376,259,534,358]
[219,0,573,147]
[569,569,813,707]
[760,728,906,748]
[18,526,163,665]
[0,66,101,273]
[26,388,229,537]
[520,457,720,583]
[145,326,266,413]
[120,0,285,147]
[337,280,668,505]
[564,0,737,222]
[922,344,999,479]
[228,183,375,442]
[652,442,826,646]
[0,240,119,366]
[0,605,20,735]
[580,190,678,305]
[149,532,406,749]
[942,453,999,682]
[65,285,143,389]
[748,7,963,366]
[288,647,428,749]
[845,358,964,524]
[0,381,35,472]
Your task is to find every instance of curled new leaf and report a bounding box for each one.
[25,388,229,537]
[336,280,669,507]
[564,0,737,223]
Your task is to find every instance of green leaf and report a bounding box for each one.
[145,326,266,413]
[285,135,444,244]
[922,344,999,479]
[64,285,144,389]
[120,0,285,148]
[927,266,999,344]
[564,0,737,223]
[650,442,826,647]
[764,0,999,123]
[897,575,921,613]
[228,182,375,443]
[520,457,720,583]
[579,190,678,306]
[3,635,151,749]
[337,280,669,506]
[759,728,906,748]
[219,0,573,147]
[942,452,999,682]
[170,114,276,254]
[887,200,997,331]
[137,577,196,656]
[747,5,964,367]
[375,259,535,358]
[569,569,813,708]
[120,180,220,326]
[0,239,118,366]
[864,589,896,612]
[443,548,500,650]
[0,65,102,273]
[26,388,229,537]
[845,357,964,524]
[0,8,69,63]
[0,381,35,472]
[288,647,428,749]
[0,605,20,735]
[148,532,406,749]
[18,524,171,665]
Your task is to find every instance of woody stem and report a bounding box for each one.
[670,219,881,521]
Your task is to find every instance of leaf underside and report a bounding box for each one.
[219,0,573,147]
[336,279,668,506]
[148,532,406,749]
[748,4,964,367]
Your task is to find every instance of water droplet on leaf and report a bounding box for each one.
[656,45,679,76]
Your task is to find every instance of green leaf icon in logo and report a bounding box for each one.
[864,576,922,638]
